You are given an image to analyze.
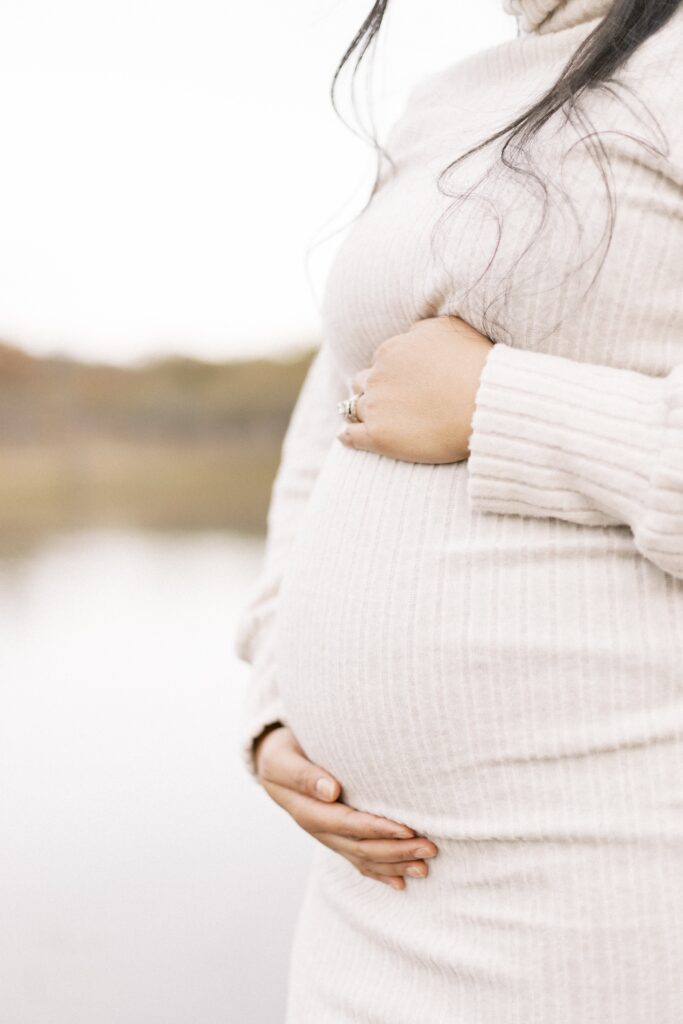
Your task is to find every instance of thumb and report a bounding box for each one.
[284,732,342,802]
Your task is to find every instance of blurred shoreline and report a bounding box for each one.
[0,341,315,556]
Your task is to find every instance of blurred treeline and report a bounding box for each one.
[0,341,315,551]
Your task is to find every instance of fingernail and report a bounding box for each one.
[315,778,335,799]
[414,847,434,858]
[390,879,404,891]
[406,865,426,878]
[393,829,413,839]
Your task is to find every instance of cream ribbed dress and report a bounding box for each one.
[234,1,683,1019]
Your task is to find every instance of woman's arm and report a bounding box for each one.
[467,340,683,580]
[234,341,349,778]
[235,341,439,889]
[338,316,683,581]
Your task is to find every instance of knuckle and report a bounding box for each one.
[368,422,390,450]
[365,822,387,840]
[362,387,376,410]
[373,337,393,360]
[294,764,312,792]
[340,816,361,841]
[363,845,390,863]
[361,368,375,391]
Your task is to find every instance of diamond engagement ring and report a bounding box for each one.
[337,392,363,423]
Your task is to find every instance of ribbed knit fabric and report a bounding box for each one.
[504,0,611,34]
[234,1,683,1020]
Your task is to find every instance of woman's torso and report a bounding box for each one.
[275,12,683,840]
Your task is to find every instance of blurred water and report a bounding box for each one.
[0,530,312,1024]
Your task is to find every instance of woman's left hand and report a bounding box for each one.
[337,316,494,464]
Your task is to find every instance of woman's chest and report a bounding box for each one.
[321,77,683,382]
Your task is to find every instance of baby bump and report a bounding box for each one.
[275,442,683,837]
[275,445,467,805]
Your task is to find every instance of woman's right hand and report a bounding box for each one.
[253,724,438,891]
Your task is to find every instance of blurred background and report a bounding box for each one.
[0,1,512,1021]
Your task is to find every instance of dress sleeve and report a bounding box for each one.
[466,340,683,580]
[233,341,349,780]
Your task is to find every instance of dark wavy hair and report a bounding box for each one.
[330,0,682,334]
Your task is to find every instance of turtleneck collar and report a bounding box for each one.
[503,0,613,34]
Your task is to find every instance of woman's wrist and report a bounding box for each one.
[252,720,285,773]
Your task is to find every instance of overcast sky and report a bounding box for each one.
[0,0,513,364]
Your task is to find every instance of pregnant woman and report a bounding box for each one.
[235,0,683,1020]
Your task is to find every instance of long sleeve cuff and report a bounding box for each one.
[239,657,289,781]
[237,602,290,781]
[241,695,287,781]
[466,340,668,531]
